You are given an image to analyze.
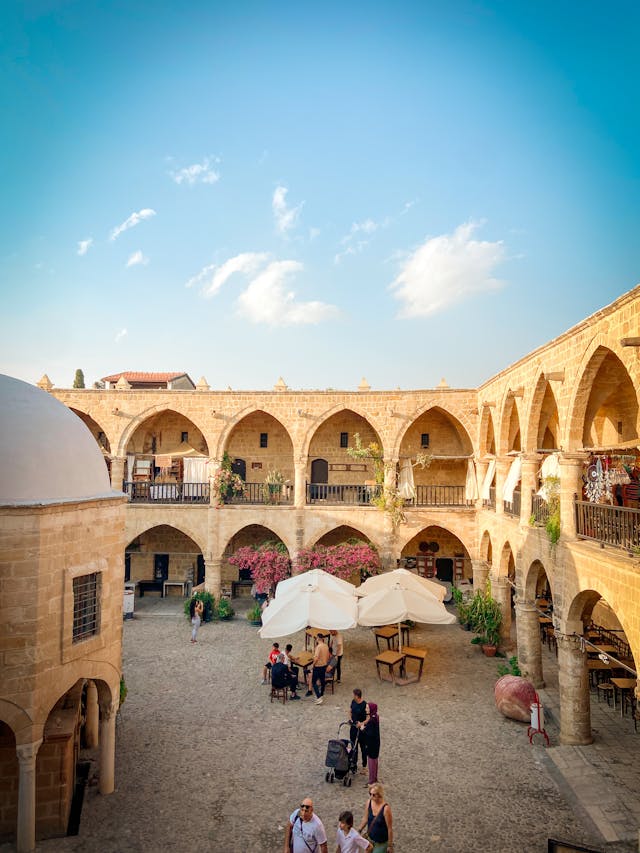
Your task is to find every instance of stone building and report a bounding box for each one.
[0,376,126,852]
[44,285,639,749]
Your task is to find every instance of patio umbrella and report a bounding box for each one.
[357,581,456,652]
[275,568,356,599]
[259,583,357,639]
[357,567,446,603]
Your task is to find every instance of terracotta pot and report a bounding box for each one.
[481,644,498,656]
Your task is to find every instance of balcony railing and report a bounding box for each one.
[306,483,382,505]
[125,481,210,504]
[531,492,550,525]
[504,490,521,518]
[575,499,640,553]
[483,486,496,510]
[413,484,470,507]
[225,482,294,505]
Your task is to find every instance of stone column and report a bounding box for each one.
[493,575,512,646]
[471,559,489,590]
[110,456,125,491]
[294,460,306,509]
[99,705,117,795]
[495,457,511,514]
[558,453,588,540]
[16,739,42,853]
[85,680,99,748]
[557,632,593,745]
[515,600,544,687]
[520,453,540,527]
[205,556,222,597]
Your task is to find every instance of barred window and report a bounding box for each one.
[73,573,101,642]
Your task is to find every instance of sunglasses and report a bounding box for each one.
[300,804,312,810]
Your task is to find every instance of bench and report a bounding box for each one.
[138,580,164,597]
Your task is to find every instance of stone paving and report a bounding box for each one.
[12,596,640,853]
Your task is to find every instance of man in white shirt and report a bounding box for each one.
[285,798,328,853]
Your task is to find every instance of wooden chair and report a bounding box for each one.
[270,685,287,704]
[324,670,335,695]
[596,682,614,706]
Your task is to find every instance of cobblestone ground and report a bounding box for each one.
[13,596,639,853]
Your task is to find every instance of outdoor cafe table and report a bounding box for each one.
[610,678,637,717]
[305,627,326,651]
[289,651,313,684]
[587,658,613,687]
[398,646,427,684]
[375,650,405,685]
[373,624,411,652]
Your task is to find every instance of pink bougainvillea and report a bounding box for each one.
[228,544,291,594]
[295,543,381,581]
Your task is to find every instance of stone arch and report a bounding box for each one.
[213,405,295,463]
[479,530,493,566]
[389,402,475,460]
[0,699,36,744]
[117,405,211,457]
[565,341,639,451]
[397,521,473,568]
[69,408,112,455]
[497,389,522,456]
[524,370,561,453]
[478,407,496,456]
[497,540,516,579]
[125,520,207,557]
[38,668,119,731]
[521,558,554,602]
[220,523,295,559]
[300,404,384,461]
[304,523,384,553]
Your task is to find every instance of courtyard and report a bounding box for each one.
[14,595,639,853]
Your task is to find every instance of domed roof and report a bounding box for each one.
[0,374,114,505]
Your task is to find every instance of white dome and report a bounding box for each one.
[0,374,114,505]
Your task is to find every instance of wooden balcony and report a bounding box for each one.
[225,482,293,505]
[531,492,550,525]
[413,484,471,507]
[504,490,521,518]
[575,499,640,554]
[125,481,210,504]
[483,486,496,510]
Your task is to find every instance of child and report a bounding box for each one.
[261,642,280,684]
[336,810,372,853]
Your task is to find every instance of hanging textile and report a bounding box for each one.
[398,458,415,500]
[584,457,605,503]
[126,454,135,482]
[155,454,172,470]
[465,458,478,502]
[536,453,560,502]
[480,458,496,500]
[502,456,522,504]
[183,457,208,483]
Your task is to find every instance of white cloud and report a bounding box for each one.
[273,186,304,235]
[205,252,270,297]
[126,250,149,268]
[109,208,156,241]
[334,216,389,264]
[389,221,506,318]
[77,238,93,256]
[185,263,217,289]
[170,157,220,185]
[115,328,128,342]
[237,260,340,326]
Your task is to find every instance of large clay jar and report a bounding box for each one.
[494,675,537,723]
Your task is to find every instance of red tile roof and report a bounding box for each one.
[101,372,187,382]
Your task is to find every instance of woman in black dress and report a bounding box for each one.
[362,701,380,784]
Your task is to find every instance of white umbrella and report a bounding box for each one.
[357,581,456,652]
[357,567,446,602]
[259,583,357,639]
[275,568,356,599]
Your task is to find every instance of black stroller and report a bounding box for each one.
[324,722,359,787]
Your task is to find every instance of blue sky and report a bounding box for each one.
[1,0,638,391]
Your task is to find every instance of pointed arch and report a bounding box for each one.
[524,370,561,453]
[478,407,496,457]
[497,390,522,455]
[300,405,384,461]
[117,406,210,457]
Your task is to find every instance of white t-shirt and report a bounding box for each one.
[336,826,369,852]
[289,810,327,853]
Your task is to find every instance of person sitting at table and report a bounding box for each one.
[271,653,301,700]
[261,642,281,684]
[283,644,300,695]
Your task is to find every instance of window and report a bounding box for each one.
[421,433,430,448]
[260,433,268,448]
[340,432,349,448]
[73,573,101,642]
[181,431,188,443]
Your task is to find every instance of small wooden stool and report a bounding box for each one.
[270,685,288,705]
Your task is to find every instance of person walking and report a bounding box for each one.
[312,634,331,705]
[361,702,380,785]
[359,784,393,853]
[189,596,203,643]
[285,797,328,853]
[349,689,370,771]
[336,810,372,852]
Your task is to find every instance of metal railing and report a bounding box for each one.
[531,492,550,525]
[575,499,640,553]
[504,490,521,518]
[306,483,382,505]
[226,482,294,505]
[125,481,210,504]
[413,484,470,507]
[483,486,496,510]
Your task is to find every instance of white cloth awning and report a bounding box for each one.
[536,453,560,501]
[502,456,522,504]
[398,458,416,500]
[480,459,496,500]
[465,458,478,502]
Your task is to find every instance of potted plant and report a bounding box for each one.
[184,590,217,622]
[247,601,263,626]
[212,452,245,503]
[262,469,287,504]
[468,585,502,656]
[452,585,472,630]
[217,597,235,620]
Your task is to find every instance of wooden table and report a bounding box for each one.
[398,646,427,684]
[290,651,314,684]
[305,627,327,651]
[375,650,405,685]
[587,658,612,687]
[611,678,637,717]
[163,580,187,598]
[374,624,411,652]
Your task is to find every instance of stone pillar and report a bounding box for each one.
[205,556,222,597]
[16,739,42,853]
[558,453,588,540]
[557,632,593,745]
[516,600,544,687]
[294,460,306,509]
[99,705,117,795]
[380,513,396,571]
[85,681,99,748]
[110,455,125,491]
[495,457,511,515]
[520,454,540,527]
[471,559,489,589]
[383,457,397,492]
[493,575,512,646]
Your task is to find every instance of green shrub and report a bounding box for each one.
[184,591,217,622]
[497,655,521,677]
[217,597,235,619]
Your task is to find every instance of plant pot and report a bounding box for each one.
[248,619,262,627]
[481,644,498,657]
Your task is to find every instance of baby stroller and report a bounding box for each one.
[324,721,359,787]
